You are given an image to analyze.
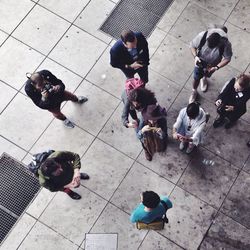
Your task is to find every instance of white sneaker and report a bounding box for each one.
[77,96,88,104]
[186,143,195,154]
[189,90,198,104]
[179,141,187,151]
[63,119,75,128]
[200,78,208,92]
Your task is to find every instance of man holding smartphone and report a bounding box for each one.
[110,30,149,83]
[172,102,207,154]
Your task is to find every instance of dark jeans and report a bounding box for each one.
[121,66,148,83]
[217,106,246,122]
[48,91,78,120]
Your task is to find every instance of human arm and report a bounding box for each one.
[130,204,142,223]
[161,196,173,209]
[25,81,52,109]
[137,32,149,66]
[41,70,65,93]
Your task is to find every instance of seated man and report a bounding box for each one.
[173,102,207,154]
[130,191,172,224]
[25,70,88,128]
[213,74,250,129]
[38,151,89,200]
[110,30,149,83]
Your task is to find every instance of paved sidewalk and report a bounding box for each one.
[0,0,250,249]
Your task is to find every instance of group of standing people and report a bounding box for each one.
[24,26,249,226]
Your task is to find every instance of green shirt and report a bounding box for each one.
[38,151,81,192]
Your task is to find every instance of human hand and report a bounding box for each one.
[130,61,143,70]
[127,120,139,128]
[72,169,80,187]
[207,67,217,73]
[141,125,151,133]
[173,132,179,140]
[215,99,222,107]
[41,90,49,99]
[52,85,61,92]
[225,105,234,112]
[194,56,201,66]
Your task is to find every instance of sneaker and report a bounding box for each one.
[77,96,88,104]
[144,149,152,161]
[200,78,208,92]
[63,118,75,128]
[186,143,195,154]
[189,90,198,104]
[179,141,187,151]
[80,173,90,180]
[213,116,224,128]
[67,190,81,200]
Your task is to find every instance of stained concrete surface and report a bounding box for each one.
[0,0,249,249]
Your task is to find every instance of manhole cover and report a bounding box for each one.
[0,153,40,244]
[100,0,174,39]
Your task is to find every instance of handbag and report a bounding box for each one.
[136,200,169,230]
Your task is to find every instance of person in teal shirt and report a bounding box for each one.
[130,191,172,224]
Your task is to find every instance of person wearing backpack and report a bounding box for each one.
[130,191,172,229]
[25,70,88,128]
[189,26,233,103]
[37,151,89,200]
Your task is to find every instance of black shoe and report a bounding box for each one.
[247,141,250,147]
[67,190,81,200]
[213,117,225,128]
[80,173,90,180]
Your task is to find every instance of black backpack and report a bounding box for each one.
[28,150,55,177]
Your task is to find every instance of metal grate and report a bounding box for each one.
[0,153,40,243]
[100,0,174,39]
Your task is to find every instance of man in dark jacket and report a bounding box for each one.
[110,30,149,83]
[213,74,250,129]
[25,70,88,128]
[38,151,89,200]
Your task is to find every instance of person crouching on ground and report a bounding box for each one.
[38,151,89,200]
[25,70,88,128]
[173,102,207,154]
[130,191,172,224]
[137,104,168,161]
[213,74,250,129]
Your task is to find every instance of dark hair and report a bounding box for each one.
[142,191,160,208]
[207,32,221,48]
[121,30,136,43]
[40,159,59,177]
[237,74,250,89]
[28,72,43,86]
[128,88,157,108]
[186,102,200,119]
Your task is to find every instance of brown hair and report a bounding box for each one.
[121,30,136,43]
[237,74,250,89]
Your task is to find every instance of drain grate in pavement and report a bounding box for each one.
[0,153,40,243]
[100,0,174,39]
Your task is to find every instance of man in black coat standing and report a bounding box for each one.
[25,70,88,128]
[110,30,149,83]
